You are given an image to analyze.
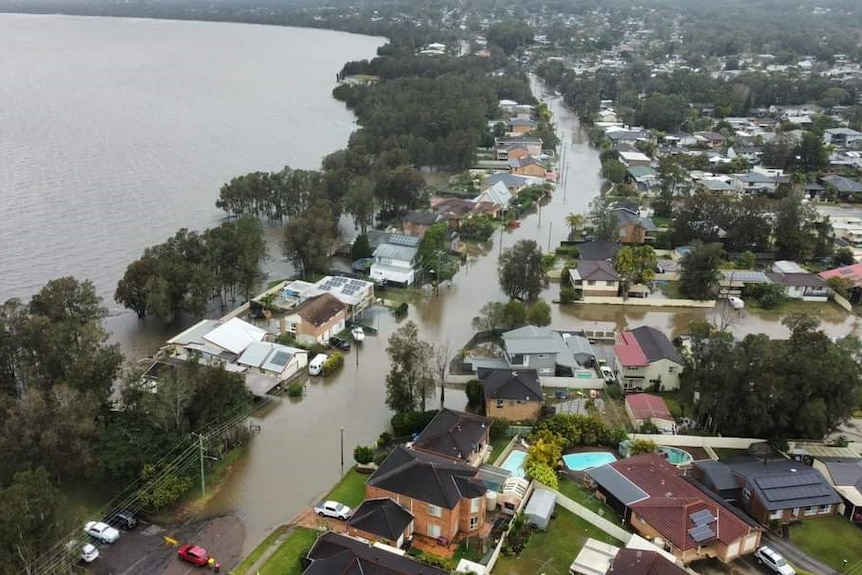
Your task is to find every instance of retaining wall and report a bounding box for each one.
[628,434,763,450]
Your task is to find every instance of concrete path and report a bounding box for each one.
[763,533,839,575]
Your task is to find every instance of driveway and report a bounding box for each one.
[85,515,244,575]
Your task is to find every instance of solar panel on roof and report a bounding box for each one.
[688,524,715,543]
[689,509,717,526]
[763,485,835,502]
[268,351,291,367]
[756,472,819,490]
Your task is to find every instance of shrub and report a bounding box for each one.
[353,445,375,465]
[373,447,393,466]
[488,418,510,441]
[555,245,580,259]
[503,513,534,557]
[525,461,559,490]
[741,283,786,309]
[629,438,658,455]
[377,432,392,447]
[559,286,578,303]
[322,351,345,376]
[287,382,304,397]
[394,302,408,317]
[526,429,564,468]
[391,410,439,437]
[560,266,571,288]
[466,379,483,408]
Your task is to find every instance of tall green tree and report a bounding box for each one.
[498,239,545,302]
[282,199,339,278]
[343,176,377,234]
[680,241,723,300]
[385,321,435,413]
[415,223,459,284]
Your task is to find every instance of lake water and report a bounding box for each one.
[0,13,384,355]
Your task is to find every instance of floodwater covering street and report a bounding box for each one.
[201,77,862,555]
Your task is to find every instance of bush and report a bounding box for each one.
[353,445,375,464]
[391,410,439,437]
[488,418,510,441]
[287,382,304,397]
[377,432,392,447]
[322,351,345,376]
[526,461,559,490]
[394,302,408,318]
[373,447,393,466]
[559,286,577,303]
[555,245,580,259]
[466,379,483,408]
[503,513,534,557]
[629,438,658,455]
[741,283,787,310]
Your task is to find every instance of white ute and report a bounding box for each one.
[314,500,352,520]
[754,545,795,575]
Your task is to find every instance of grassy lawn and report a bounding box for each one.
[259,527,319,575]
[657,281,683,299]
[493,507,621,575]
[656,392,684,418]
[490,436,514,465]
[558,481,624,524]
[324,467,368,507]
[790,516,862,572]
[232,525,290,574]
[651,215,672,229]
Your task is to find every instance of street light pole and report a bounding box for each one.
[340,427,345,476]
[193,432,205,497]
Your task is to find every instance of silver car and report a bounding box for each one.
[84,521,120,544]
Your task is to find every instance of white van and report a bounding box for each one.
[308,353,328,376]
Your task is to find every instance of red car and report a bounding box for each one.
[178,544,209,566]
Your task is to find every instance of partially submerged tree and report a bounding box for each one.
[680,241,723,300]
[498,239,545,301]
[385,321,436,413]
[282,199,339,278]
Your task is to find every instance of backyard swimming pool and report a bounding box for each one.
[562,452,617,471]
[659,446,693,465]
[500,449,527,478]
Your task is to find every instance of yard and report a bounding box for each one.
[790,516,862,572]
[490,436,515,465]
[323,466,368,507]
[492,507,621,575]
[557,481,624,525]
[258,527,319,575]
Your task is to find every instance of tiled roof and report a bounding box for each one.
[820,263,862,288]
[347,498,413,541]
[630,326,682,364]
[293,293,346,327]
[614,332,649,367]
[413,408,490,462]
[608,549,687,575]
[480,369,542,401]
[612,454,757,551]
[626,394,673,422]
[575,259,620,282]
[576,239,621,261]
[304,532,448,575]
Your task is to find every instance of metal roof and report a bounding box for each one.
[732,460,842,510]
[373,243,417,262]
[587,464,650,505]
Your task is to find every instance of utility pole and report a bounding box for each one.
[548,222,553,252]
[340,427,345,476]
[193,432,206,497]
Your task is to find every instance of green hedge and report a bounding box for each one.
[391,410,439,437]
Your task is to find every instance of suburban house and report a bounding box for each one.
[812,457,862,522]
[495,136,542,158]
[575,239,621,261]
[412,408,491,466]
[484,172,538,196]
[499,144,531,162]
[366,447,487,544]
[821,174,862,199]
[718,270,772,298]
[509,156,548,178]
[479,368,543,421]
[719,460,842,525]
[569,260,621,297]
[824,127,862,148]
[472,181,513,212]
[606,129,645,148]
[281,293,346,345]
[281,275,375,321]
[614,327,684,391]
[501,325,582,377]
[236,341,307,381]
[612,207,656,244]
[401,211,443,238]
[346,498,415,548]
[570,539,686,575]
[165,317,269,364]
[765,260,829,301]
[587,454,763,564]
[507,117,537,134]
[625,394,675,434]
[618,150,652,168]
[302,531,448,575]
[370,234,420,285]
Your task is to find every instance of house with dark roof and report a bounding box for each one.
[614,327,684,391]
[412,408,491,466]
[812,457,862,522]
[575,239,621,261]
[302,531,448,575]
[479,368,543,421]
[766,260,829,301]
[366,446,488,544]
[570,260,621,297]
[608,549,688,575]
[822,174,862,199]
[625,394,675,433]
[692,460,742,502]
[346,498,415,548]
[401,211,442,238]
[727,459,841,525]
[611,207,656,244]
[586,454,762,564]
[283,293,347,345]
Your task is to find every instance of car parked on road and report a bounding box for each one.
[108,510,137,530]
[754,545,795,575]
[329,336,351,351]
[314,500,352,520]
[67,540,100,563]
[84,521,120,544]
[178,544,210,566]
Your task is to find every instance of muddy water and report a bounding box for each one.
[202,79,860,552]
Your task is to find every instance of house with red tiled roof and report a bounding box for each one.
[586,454,762,564]
[819,263,862,303]
[614,327,684,392]
[625,394,675,433]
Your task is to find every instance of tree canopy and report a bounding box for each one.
[498,239,546,302]
[385,321,436,413]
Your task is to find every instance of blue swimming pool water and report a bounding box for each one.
[500,450,527,478]
[563,452,617,471]
[660,446,693,465]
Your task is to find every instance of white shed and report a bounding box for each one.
[524,487,556,530]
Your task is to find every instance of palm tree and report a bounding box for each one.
[566,213,585,240]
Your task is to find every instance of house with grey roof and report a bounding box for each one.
[765,260,829,301]
[303,531,448,575]
[575,239,621,261]
[412,408,491,466]
[370,234,419,286]
[485,172,536,195]
[822,174,862,199]
[612,207,656,244]
[824,127,862,148]
[501,325,579,376]
[473,180,513,211]
[812,457,862,522]
[479,368,543,421]
[719,270,772,298]
[570,260,620,297]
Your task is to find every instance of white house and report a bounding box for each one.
[614,326,684,391]
[165,317,269,363]
[237,341,308,380]
[370,234,420,285]
[473,181,513,210]
[765,260,829,301]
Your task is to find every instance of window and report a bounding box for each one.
[742,487,751,501]
[471,498,481,513]
[428,504,442,518]
[769,509,784,520]
[516,400,525,404]
[805,506,817,516]
[606,281,615,287]
[818,504,832,515]
[587,280,596,286]
[668,366,677,374]
[470,516,479,530]
[496,399,504,409]
[427,523,441,538]
[537,354,549,359]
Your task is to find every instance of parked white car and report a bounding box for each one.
[84,521,120,544]
[599,365,616,383]
[67,540,99,563]
[727,296,745,310]
[314,500,352,520]
[754,545,795,575]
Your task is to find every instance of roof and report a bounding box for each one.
[626,394,674,422]
[202,317,268,355]
[612,207,657,232]
[606,129,644,141]
[346,498,414,541]
[587,464,650,506]
[694,460,740,492]
[720,270,771,284]
[730,459,842,511]
[373,242,418,263]
[576,239,621,261]
[614,332,649,367]
[820,458,862,487]
[565,334,595,358]
[403,211,440,226]
[413,408,490,462]
[237,341,303,372]
[619,150,651,163]
[765,272,827,289]
[167,319,220,346]
[480,369,542,401]
[630,326,682,364]
[367,446,486,509]
[570,538,620,575]
[573,260,620,282]
[609,454,758,551]
[292,293,346,327]
[819,263,862,288]
[772,260,807,274]
[485,172,534,189]
[304,531,448,575]
[822,174,862,194]
[627,166,656,179]
[608,549,687,575]
[473,180,513,207]
[314,275,374,307]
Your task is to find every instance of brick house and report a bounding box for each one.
[587,454,762,564]
[346,498,414,548]
[366,447,487,544]
[401,211,442,238]
[612,207,656,244]
[479,368,543,421]
[508,156,547,178]
[282,293,347,345]
[412,408,491,466]
[303,531,448,575]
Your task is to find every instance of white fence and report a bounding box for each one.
[580,296,716,308]
[628,433,763,450]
